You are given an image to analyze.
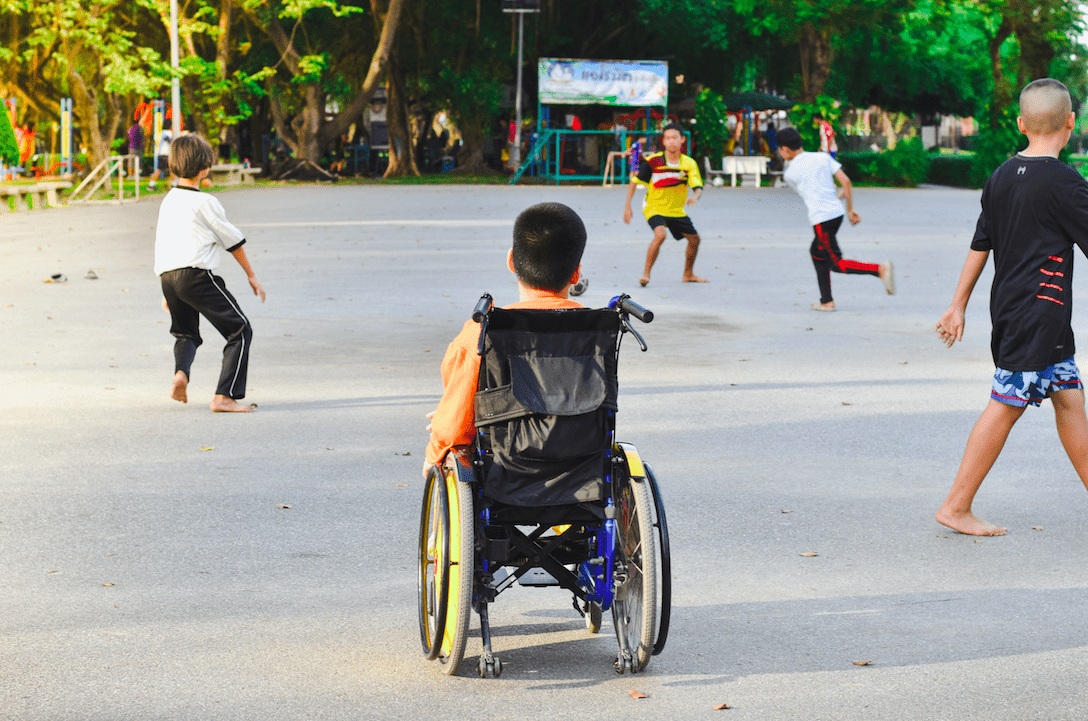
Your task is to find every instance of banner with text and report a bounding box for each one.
[538,59,668,107]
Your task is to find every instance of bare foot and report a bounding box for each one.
[879,261,895,295]
[210,394,254,413]
[811,301,836,312]
[170,371,188,403]
[935,508,1007,536]
[639,276,650,287]
[682,275,708,283]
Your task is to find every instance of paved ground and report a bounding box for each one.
[2,182,1087,720]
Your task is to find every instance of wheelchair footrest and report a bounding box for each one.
[518,567,561,587]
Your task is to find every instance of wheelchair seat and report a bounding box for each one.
[418,294,670,678]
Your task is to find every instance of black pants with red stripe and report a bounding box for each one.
[160,267,253,399]
[810,216,880,304]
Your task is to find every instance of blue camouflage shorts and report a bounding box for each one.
[991,356,1083,407]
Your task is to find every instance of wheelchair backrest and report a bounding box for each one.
[474,308,621,507]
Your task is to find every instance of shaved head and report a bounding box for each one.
[1019,79,1073,134]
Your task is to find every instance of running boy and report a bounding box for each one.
[777,126,893,311]
[424,202,586,472]
[622,123,706,287]
[154,133,265,413]
[935,79,1088,536]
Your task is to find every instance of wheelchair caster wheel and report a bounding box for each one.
[478,657,502,678]
[614,654,633,675]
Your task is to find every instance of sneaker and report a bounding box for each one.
[148,180,156,190]
[811,302,836,312]
[880,261,895,295]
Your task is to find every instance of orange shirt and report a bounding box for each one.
[424,294,585,466]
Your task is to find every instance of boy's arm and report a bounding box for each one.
[833,168,860,225]
[623,179,638,224]
[423,332,480,475]
[230,245,266,302]
[935,248,989,348]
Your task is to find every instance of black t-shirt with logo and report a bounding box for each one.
[971,154,1088,371]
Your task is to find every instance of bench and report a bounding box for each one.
[721,155,771,187]
[208,164,261,186]
[0,181,73,212]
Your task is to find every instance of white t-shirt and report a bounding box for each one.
[154,187,246,276]
[157,130,172,158]
[783,151,845,226]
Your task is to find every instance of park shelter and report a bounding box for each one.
[510,58,689,184]
[722,91,794,156]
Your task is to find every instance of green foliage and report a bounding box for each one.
[425,66,503,140]
[0,109,18,165]
[927,154,975,187]
[789,95,841,151]
[970,102,1025,187]
[693,88,730,160]
[837,137,931,187]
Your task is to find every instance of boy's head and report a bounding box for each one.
[777,127,803,151]
[511,202,586,291]
[170,133,215,180]
[163,119,172,131]
[1019,78,1074,135]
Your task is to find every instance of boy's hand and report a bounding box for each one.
[425,410,435,431]
[848,210,861,225]
[935,307,965,348]
[161,297,170,313]
[249,276,266,302]
[623,205,633,224]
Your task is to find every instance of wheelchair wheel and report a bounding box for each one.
[418,463,474,675]
[644,462,671,656]
[612,475,657,672]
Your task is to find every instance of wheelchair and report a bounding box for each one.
[418,293,671,678]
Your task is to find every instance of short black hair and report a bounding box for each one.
[777,127,802,150]
[169,133,216,179]
[511,202,586,291]
[662,122,684,135]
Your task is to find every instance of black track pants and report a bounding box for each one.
[160,267,253,399]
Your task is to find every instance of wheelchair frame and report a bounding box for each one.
[418,295,671,677]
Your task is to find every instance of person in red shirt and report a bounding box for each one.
[424,202,587,473]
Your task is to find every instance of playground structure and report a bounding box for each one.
[68,155,141,205]
[511,59,690,185]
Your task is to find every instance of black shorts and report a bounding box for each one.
[647,214,697,240]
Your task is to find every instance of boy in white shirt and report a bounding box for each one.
[778,127,893,311]
[154,133,265,412]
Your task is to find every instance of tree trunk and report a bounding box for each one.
[456,126,488,174]
[987,17,1014,128]
[383,54,419,177]
[798,22,832,104]
[216,0,233,146]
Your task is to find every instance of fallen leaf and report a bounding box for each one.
[975,540,983,544]
[853,660,872,666]
[713,703,731,710]
[102,582,114,587]
[781,509,793,514]
[403,451,411,456]
[200,446,215,451]
[277,504,291,509]
[841,401,851,406]
[899,361,908,365]
[800,552,818,557]
[629,689,647,699]
[47,569,58,573]
[1032,526,1043,531]
[396,483,408,488]
[105,387,115,390]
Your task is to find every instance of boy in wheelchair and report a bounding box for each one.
[419,202,667,678]
[424,201,588,473]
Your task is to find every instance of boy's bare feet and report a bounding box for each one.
[811,301,836,312]
[211,394,254,413]
[879,261,895,295]
[170,371,188,403]
[935,508,1007,536]
[682,275,708,283]
[639,276,650,287]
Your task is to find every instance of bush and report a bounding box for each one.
[0,109,18,166]
[836,138,931,187]
[970,103,1026,187]
[928,155,975,187]
[693,88,730,161]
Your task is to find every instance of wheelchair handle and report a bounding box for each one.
[472,293,494,323]
[617,296,653,324]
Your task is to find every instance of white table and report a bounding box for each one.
[721,155,770,187]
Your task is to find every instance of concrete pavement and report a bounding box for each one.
[1,182,1087,720]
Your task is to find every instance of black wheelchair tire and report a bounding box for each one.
[644,462,671,656]
[612,473,657,671]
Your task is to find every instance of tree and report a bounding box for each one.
[241,0,404,165]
